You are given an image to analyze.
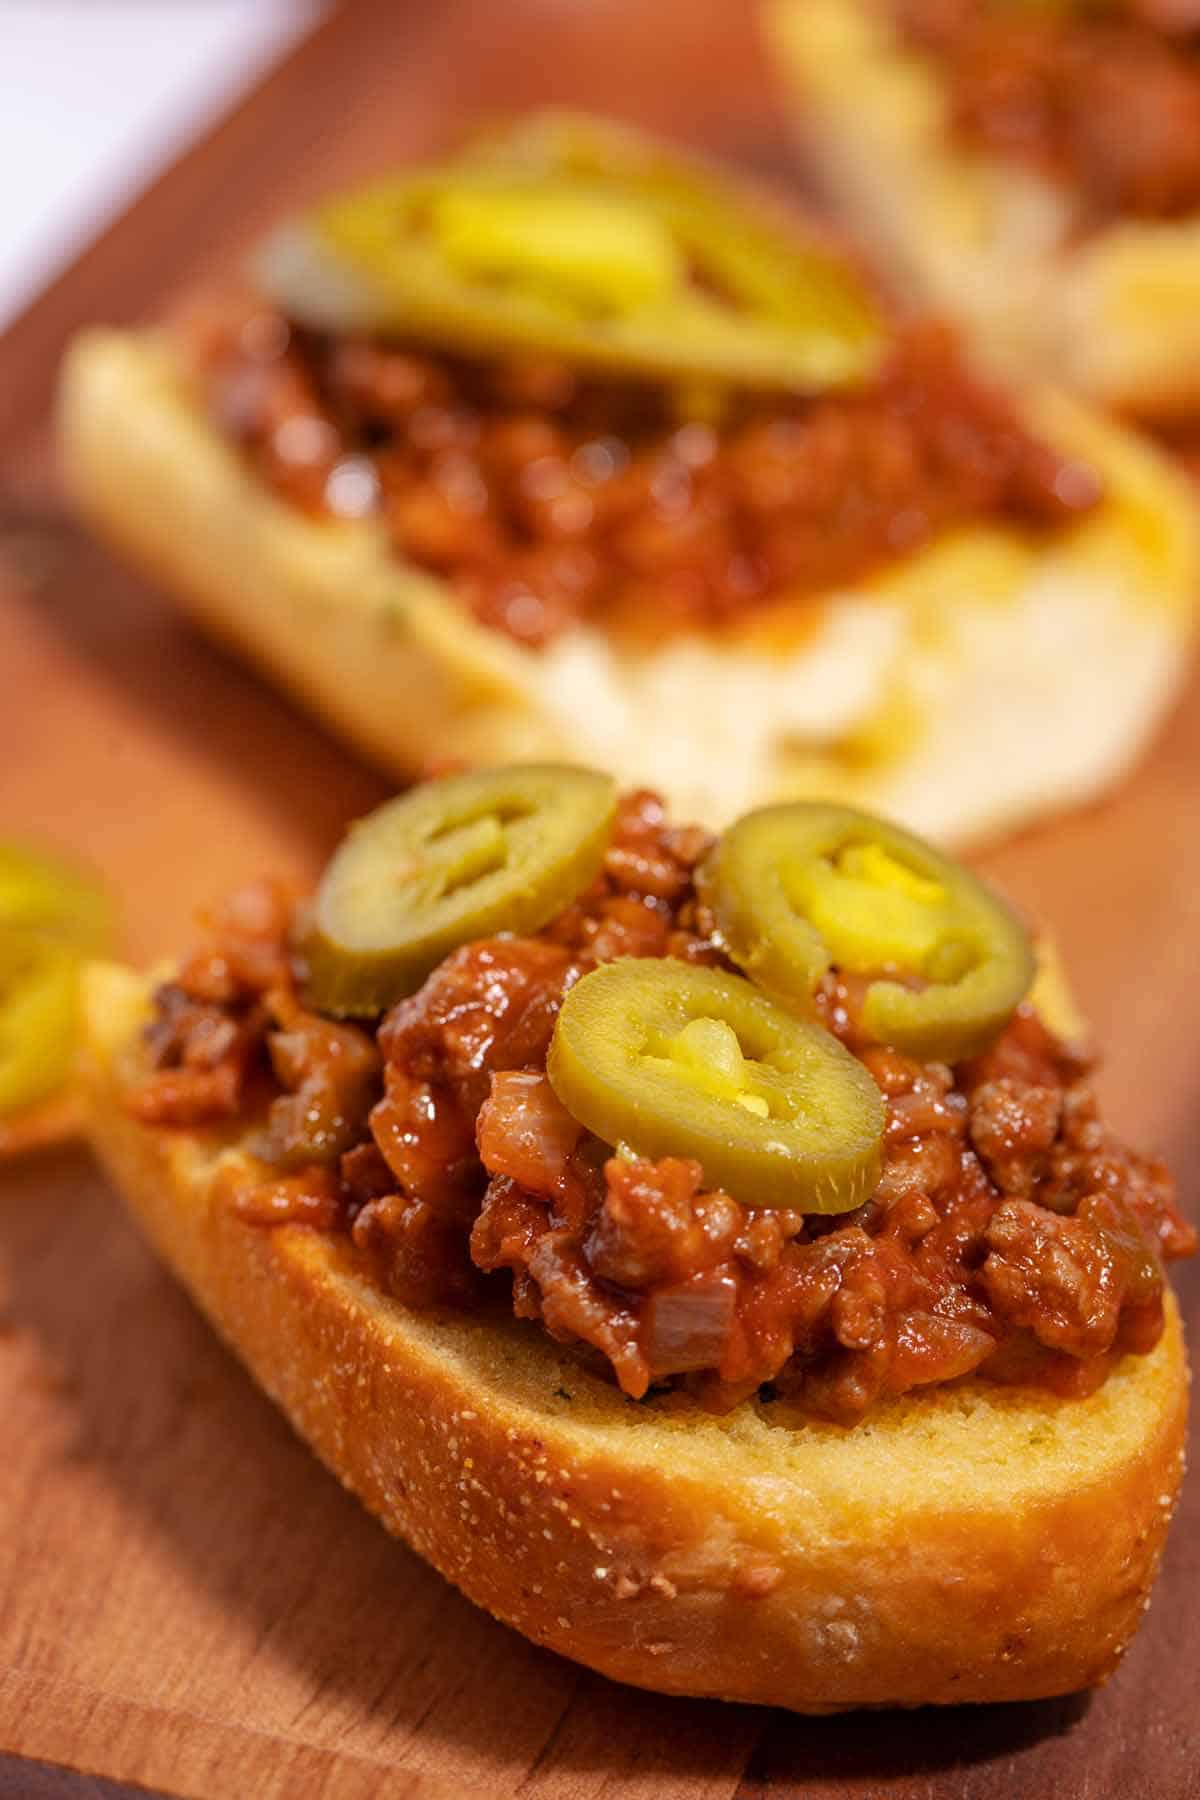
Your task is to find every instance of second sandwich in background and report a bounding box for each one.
[764,0,1200,428]
[61,112,1200,843]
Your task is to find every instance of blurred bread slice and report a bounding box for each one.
[61,327,1199,844]
[764,0,1200,421]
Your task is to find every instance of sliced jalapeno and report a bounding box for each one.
[430,182,683,316]
[257,111,882,392]
[699,803,1034,1063]
[303,764,616,1016]
[0,844,114,1121]
[0,932,83,1117]
[547,958,884,1213]
[0,842,113,951]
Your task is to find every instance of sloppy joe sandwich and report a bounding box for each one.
[60,112,1200,844]
[85,764,1193,1711]
[765,0,1200,424]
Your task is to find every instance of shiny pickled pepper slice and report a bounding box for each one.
[302,764,617,1016]
[0,843,114,1120]
[0,841,113,951]
[699,803,1035,1063]
[547,959,885,1213]
[262,111,882,392]
[0,931,82,1117]
[430,182,684,314]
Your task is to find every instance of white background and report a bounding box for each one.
[0,1,322,330]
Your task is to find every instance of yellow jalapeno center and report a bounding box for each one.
[547,958,885,1212]
[430,181,683,316]
[698,802,1035,1062]
[648,1016,771,1117]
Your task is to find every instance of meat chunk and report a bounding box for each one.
[262,993,381,1167]
[353,1191,481,1307]
[378,937,575,1116]
[969,1077,1062,1198]
[586,1157,741,1290]
[370,1065,480,1219]
[983,1199,1124,1357]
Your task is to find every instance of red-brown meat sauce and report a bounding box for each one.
[127,792,1194,1426]
[181,300,1100,649]
[895,0,1200,222]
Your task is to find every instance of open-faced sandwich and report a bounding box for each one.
[84,764,1193,1711]
[765,0,1200,431]
[61,113,1200,844]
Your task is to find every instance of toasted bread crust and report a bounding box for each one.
[83,963,1189,1711]
[764,0,1200,420]
[60,327,1199,844]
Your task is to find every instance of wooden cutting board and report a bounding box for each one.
[1,1,1197,1794]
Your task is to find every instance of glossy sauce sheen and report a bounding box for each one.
[126,790,1194,1425]
[183,302,1098,648]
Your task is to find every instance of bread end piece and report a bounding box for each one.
[83,961,1189,1711]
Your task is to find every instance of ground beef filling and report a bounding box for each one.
[183,301,1099,649]
[129,791,1193,1425]
[895,0,1200,222]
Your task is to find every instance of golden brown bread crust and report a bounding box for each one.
[763,0,1200,420]
[83,963,1189,1711]
[59,327,1200,844]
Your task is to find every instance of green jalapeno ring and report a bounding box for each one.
[258,111,883,393]
[698,802,1035,1064]
[302,764,617,1018]
[547,958,885,1213]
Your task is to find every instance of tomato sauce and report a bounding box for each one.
[128,790,1193,1425]
[183,302,1099,648]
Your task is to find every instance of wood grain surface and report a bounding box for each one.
[1,1,1197,1795]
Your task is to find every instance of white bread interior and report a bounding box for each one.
[764,0,1200,421]
[60,329,1199,846]
[83,959,1189,1712]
